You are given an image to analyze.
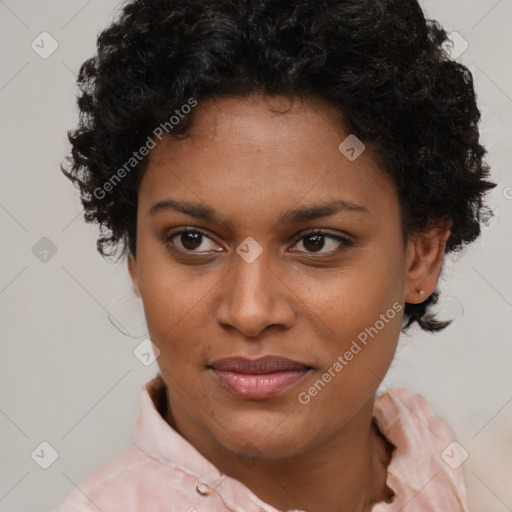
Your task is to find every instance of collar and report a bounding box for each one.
[134,373,466,511]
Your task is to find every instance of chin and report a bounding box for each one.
[209,410,311,460]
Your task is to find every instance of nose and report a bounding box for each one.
[214,250,296,339]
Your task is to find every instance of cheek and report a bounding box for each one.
[298,245,404,396]
[136,250,185,348]
[296,295,402,429]
[318,287,402,375]
[309,248,404,339]
[137,255,218,368]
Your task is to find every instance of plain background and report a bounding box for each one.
[0,1,511,511]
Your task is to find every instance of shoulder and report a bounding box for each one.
[373,388,470,511]
[374,387,459,444]
[53,445,198,512]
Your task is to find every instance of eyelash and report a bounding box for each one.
[164,228,353,256]
[291,230,353,255]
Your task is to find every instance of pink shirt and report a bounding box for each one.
[55,373,469,511]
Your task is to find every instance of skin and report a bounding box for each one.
[128,93,450,512]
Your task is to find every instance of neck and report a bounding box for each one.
[167,393,395,512]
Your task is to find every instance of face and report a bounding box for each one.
[128,93,445,461]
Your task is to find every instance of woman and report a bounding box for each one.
[57,0,495,510]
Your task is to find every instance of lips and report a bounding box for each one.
[209,356,312,400]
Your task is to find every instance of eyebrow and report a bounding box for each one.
[148,198,369,224]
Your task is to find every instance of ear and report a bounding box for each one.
[403,226,451,304]
[128,252,140,296]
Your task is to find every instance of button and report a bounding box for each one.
[195,481,212,496]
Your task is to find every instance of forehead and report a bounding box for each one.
[138,94,398,227]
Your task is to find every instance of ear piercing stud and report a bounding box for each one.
[418,289,425,295]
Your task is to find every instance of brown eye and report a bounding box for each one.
[164,229,220,254]
[292,231,352,255]
[302,234,326,252]
[178,231,202,250]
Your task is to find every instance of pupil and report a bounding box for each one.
[182,232,202,250]
[304,234,324,252]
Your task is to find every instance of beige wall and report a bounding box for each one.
[0,1,510,511]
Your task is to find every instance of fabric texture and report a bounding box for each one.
[55,373,469,512]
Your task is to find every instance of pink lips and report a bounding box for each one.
[209,356,311,400]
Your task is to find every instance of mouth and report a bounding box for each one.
[208,355,313,400]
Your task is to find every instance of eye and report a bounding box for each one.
[290,230,352,255]
[164,228,352,257]
[164,228,222,254]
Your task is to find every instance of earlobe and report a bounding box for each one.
[127,252,140,296]
[404,227,451,304]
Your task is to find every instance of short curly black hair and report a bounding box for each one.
[62,0,496,332]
